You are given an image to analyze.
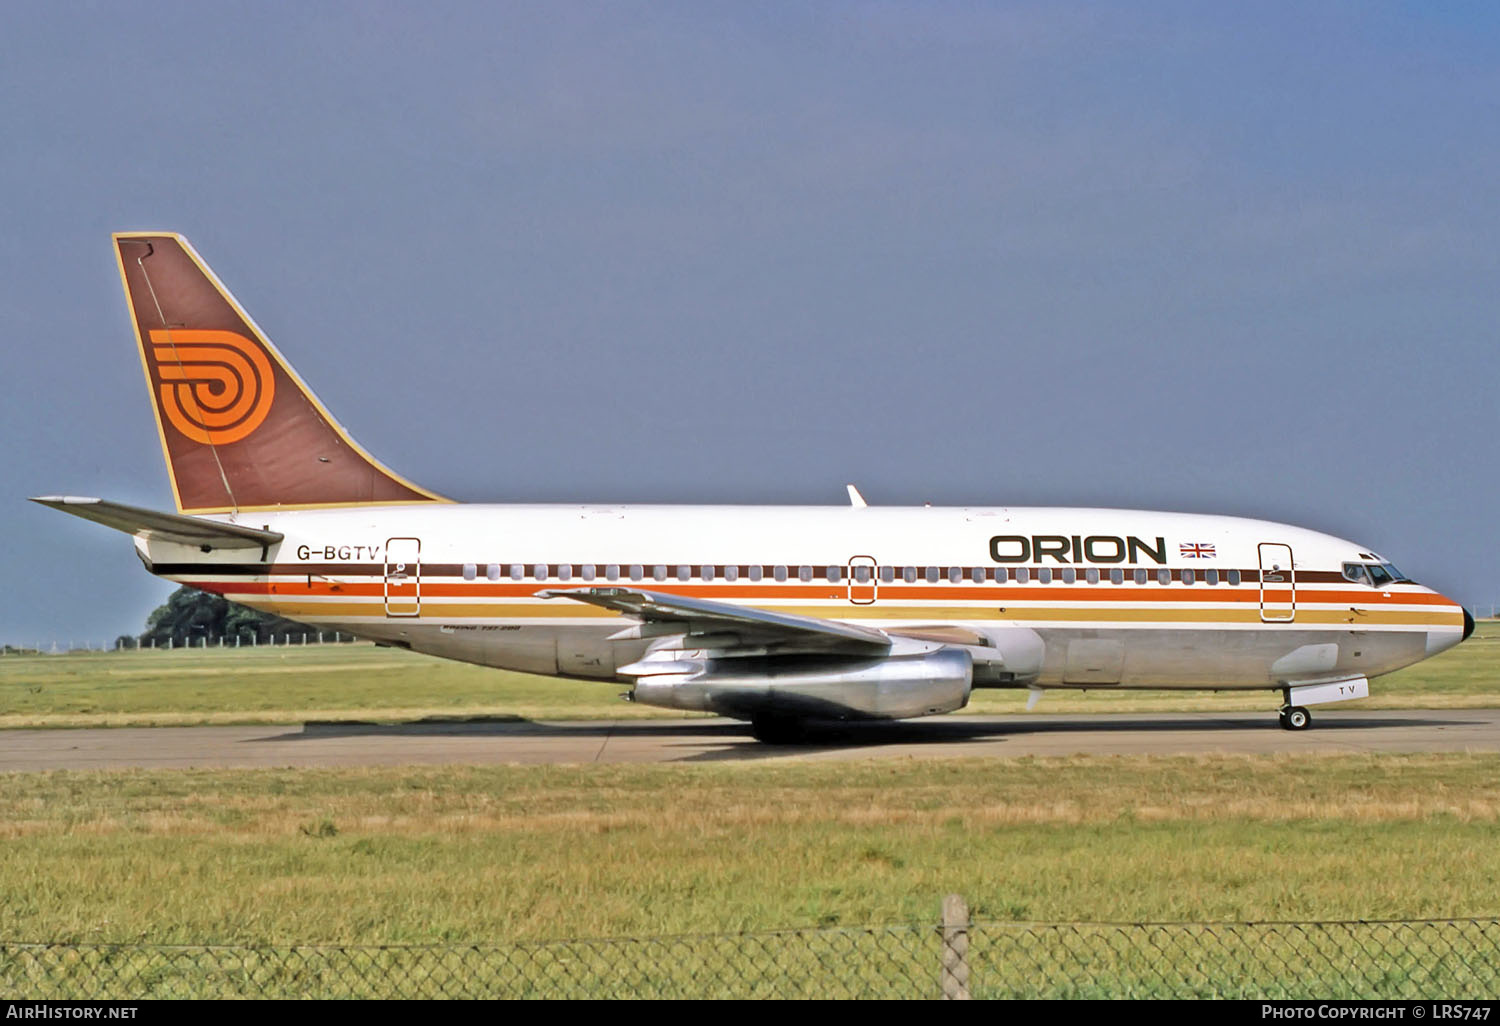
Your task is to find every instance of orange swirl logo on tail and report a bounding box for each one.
[148,329,276,445]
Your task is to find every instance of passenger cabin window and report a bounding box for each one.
[462,563,477,581]
[606,564,620,581]
[653,565,667,582]
[724,565,739,582]
[826,565,841,583]
[1061,568,1077,584]
[629,564,643,581]
[533,564,547,582]
[1133,568,1146,585]
[487,563,501,581]
[903,566,918,583]
[1157,569,1171,586]
[677,565,690,582]
[798,565,813,582]
[1227,570,1241,586]
[1182,569,1195,586]
[1015,567,1030,584]
[558,564,572,581]
[949,567,962,584]
[925,567,940,583]
[972,568,985,584]
[853,564,870,583]
[581,564,596,581]
[748,566,763,582]
[880,566,894,583]
[510,564,524,581]
[994,567,1007,584]
[1206,569,1218,586]
[774,565,788,582]
[1088,568,1101,585]
[1038,568,1053,585]
[701,566,714,582]
[1109,568,1123,585]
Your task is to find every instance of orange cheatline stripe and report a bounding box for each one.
[176,578,1457,607]
[225,596,1465,629]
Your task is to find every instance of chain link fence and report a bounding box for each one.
[4,911,1498,999]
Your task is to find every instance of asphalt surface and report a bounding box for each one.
[3,709,1498,770]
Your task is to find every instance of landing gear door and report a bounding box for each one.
[848,555,877,605]
[1258,542,1295,623]
[384,537,421,617]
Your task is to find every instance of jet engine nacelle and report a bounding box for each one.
[968,626,1046,686]
[630,645,973,721]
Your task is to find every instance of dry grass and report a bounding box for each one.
[3,753,1499,944]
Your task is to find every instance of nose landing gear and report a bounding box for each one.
[1278,705,1311,730]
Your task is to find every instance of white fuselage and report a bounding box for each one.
[140,503,1468,697]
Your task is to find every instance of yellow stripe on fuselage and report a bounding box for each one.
[227,596,1464,629]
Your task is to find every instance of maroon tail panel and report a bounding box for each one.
[114,233,448,513]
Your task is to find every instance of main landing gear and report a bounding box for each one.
[750,715,811,745]
[1278,705,1311,731]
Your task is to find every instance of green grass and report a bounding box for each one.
[2,754,1499,946]
[0,643,674,727]
[1,621,1495,727]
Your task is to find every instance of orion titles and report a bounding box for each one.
[989,535,1168,565]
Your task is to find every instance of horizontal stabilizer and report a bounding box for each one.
[536,586,892,650]
[30,496,283,550]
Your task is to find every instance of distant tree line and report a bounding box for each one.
[117,585,328,649]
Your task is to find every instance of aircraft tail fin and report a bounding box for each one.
[112,232,450,513]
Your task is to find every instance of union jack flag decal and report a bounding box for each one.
[1180,543,1216,559]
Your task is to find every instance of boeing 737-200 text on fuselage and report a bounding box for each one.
[35,234,1474,741]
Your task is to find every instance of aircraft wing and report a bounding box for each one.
[536,586,891,650]
[30,496,284,550]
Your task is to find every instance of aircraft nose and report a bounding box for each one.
[1463,607,1475,642]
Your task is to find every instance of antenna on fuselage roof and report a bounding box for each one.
[846,484,868,508]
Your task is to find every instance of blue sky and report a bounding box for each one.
[3,2,1498,643]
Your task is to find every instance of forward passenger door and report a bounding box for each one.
[1258,543,1295,623]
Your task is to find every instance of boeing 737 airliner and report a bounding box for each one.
[35,233,1474,741]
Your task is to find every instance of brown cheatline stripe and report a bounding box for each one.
[155,561,1359,584]
[228,596,1465,628]
[174,576,1454,608]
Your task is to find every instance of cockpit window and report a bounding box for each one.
[1346,562,1412,588]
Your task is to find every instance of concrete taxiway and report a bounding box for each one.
[2,710,1498,770]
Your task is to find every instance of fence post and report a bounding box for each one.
[940,894,970,1000]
